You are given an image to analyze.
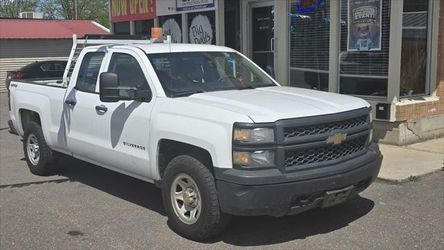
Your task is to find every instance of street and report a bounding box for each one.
[0,93,443,249]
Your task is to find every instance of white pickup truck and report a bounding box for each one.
[8,37,382,240]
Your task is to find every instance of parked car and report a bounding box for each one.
[8,39,382,241]
[5,60,67,87]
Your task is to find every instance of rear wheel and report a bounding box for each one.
[23,122,56,176]
[161,155,230,241]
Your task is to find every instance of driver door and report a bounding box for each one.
[91,50,155,178]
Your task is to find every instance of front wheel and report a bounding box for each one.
[161,155,230,241]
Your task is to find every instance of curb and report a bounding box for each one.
[376,168,444,184]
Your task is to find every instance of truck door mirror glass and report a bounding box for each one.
[99,72,152,103]
[99,72,120,102]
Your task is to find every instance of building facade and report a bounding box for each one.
[109,0,444,145]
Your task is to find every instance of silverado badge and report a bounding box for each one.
[327,133,347,145]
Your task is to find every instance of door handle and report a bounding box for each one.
[65,99,76,106]
[95,105,108,112]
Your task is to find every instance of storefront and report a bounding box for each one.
[109,0,444,145]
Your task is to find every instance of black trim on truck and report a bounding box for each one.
[215,143,382,217]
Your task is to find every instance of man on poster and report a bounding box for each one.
[348,0,382,51]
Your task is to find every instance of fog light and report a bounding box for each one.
[233,151,252,165]
[233,150,275,168]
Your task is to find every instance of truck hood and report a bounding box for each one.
[184,86,369,122]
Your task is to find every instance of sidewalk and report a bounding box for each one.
[377,137,444,183]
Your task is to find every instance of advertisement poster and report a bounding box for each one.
[110,0,156,23]
[176,0,215,12]
[189,14,214,44]
[347,0,382,51]
[162,18,182,43]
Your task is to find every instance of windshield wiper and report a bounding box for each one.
[237,85,255,90]
[171,89,204,97]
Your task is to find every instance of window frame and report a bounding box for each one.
[105,51,154,102]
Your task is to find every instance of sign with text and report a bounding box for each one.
[111,0,156,23]
[176,0,214,12]
[189,13,214,44]
[347,0,382,51]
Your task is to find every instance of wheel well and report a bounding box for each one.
[158,139,214,178]
[20,109,41,131]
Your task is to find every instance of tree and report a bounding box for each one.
[0,0,40,18]
[40,0,110,28]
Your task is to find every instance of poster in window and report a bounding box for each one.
[188,11,215,44]
[160,15,182,43]
[347,0,382,51]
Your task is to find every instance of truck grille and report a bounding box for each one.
[283,115,367,140]
[274,108,371,172]
[284,136,368,169]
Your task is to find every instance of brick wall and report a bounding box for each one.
[395,0,444,121]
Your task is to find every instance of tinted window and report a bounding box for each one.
[76,53,105,93]
[147,52,276,97]
[40,62,66,72]
[108,53,148,90]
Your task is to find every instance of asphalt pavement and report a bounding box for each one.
[1,93,443,249]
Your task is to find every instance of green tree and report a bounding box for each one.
[0,0,40,18]
[40,0,110,28]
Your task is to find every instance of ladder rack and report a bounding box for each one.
[62,34,156,86]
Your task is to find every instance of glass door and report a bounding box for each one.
[250,2,275,78]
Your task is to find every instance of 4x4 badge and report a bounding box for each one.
[327,133,347,145]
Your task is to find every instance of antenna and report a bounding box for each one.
[167,35,172,52]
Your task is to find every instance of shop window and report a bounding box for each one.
[188,11,216,45]
[400,0,430,97]
[224,0,241,51]
[135,20,154,36]
[289,0,330,91]
[339,0,390,97]
[159,15,182,43]
[113,22,130,35]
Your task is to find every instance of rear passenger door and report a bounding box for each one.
[92,50,155,178]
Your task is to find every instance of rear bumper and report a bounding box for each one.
[215,143,382,217]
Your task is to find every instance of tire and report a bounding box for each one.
[161,155,230,241]
[23,121,56,176]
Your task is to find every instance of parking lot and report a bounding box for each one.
[0,93,443,249]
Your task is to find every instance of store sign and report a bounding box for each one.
[176,0,214,12]
[347,0,382,51]
[111,0,156,23]
[189,14,213,44]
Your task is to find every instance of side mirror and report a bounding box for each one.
[99,72,152,103]
[100,72,120,102]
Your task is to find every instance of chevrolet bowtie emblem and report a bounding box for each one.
[327,133,347,145]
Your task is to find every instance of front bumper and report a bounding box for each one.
[215,143,382,217]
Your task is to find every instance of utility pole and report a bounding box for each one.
[72,0,77,19]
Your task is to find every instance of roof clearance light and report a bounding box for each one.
[151,27,163,42]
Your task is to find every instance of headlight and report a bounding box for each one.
[233,150,275,168]
[233,127,275,144]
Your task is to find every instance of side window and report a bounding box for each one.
[108,53,149,90]
[76,52,105,93]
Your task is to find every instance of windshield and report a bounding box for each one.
[146,52,277,97]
